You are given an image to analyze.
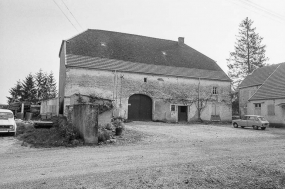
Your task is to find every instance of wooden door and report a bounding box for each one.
[128,94,152,121]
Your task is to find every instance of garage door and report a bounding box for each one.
[128,94,152,121]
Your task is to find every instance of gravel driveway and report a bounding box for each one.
[1,122,285,188]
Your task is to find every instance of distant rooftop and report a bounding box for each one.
[249,62,285,101]
[239,63,280,89]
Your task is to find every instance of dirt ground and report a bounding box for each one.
[1,122,285,189]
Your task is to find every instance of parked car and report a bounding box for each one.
[232,115,269,130]
[0,109,17,136]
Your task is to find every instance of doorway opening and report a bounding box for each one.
[178,106,187,122]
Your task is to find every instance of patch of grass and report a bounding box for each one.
[99,160,285,188]
[114,128,148,145]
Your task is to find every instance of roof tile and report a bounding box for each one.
[249,63,285,100]
[66,54,230,81]
[239,64,280,88]
[65,29,223,71]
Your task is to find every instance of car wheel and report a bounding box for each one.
[253,125,258,130]
[261,127,266,130]
[233,123,238,128]
[241,126,245,128]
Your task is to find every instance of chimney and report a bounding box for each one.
[178,37,184,46]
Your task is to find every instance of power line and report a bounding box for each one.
[239,0,285,22]
[60,0,84,30]
[229,0,285,24]
[52,0,79,32]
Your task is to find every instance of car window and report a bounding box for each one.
[248,116,255,120]
[258,117,266,121]
[254,117,259,121]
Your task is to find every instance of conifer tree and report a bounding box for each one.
[21,73,37,103]
[47,71,57,99]
[7,81,23,104]
[227,17,268,89]
[35,69,45,101]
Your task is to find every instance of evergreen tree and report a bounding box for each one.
[6,80,23,104]
[22,73,37,103]
[47,71,57,99]
[227,17,268,89]
[35,69,45,101]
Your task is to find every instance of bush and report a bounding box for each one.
[16,122,35,136]
[98,129,111,143]
[105,123,114,130]
[17,116,83,147]
[112,119,125,130]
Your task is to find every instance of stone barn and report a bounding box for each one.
[58,29,232,122]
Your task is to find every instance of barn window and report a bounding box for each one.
[212,87,218,95]
[267,104,275,116]
[171,105,176,111]
[144,78,147,82]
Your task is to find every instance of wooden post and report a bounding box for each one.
[21,103,24,114]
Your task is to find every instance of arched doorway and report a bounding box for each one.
[128,94,152,121]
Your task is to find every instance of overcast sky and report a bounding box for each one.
[1,0,285,104]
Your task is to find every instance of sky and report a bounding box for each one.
[0,0,285,104]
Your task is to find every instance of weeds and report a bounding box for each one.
[16,117,83,147]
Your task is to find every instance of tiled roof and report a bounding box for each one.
[65,29,223,71]
[66,54,231,81]
[249,63,285,101]
[239,64,280,88]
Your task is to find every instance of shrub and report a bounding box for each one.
[16,122,35,135]
[112,119,125,130]
[17,116,83,147]
[105,123,114,130]
[98,129,111,143]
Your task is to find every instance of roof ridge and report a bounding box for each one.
[248,64,281,101]
[66,29,89,41]
[86,29,178,43]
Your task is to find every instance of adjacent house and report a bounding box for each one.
[239,62,285,127]
[58,29,232,122]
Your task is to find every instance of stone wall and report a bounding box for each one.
[239,86,259,116]
[64,67,232,122]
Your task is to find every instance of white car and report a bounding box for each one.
[0,109,17,136]
[232,115,269,130]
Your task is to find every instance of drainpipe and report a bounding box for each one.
[119,75,123,107]
[198,78,200,120]
[115,71,118,106]
[113,70,116,101]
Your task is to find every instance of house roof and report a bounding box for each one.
[249,62,285,101]
[239,63,280,88]
[64,29,224,72]
[66,54,231,81]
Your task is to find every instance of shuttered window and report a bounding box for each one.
[267,104,275,116]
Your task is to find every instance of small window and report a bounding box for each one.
[144,78,147,82]
[171,105,175,112]
[212,87,218,95]
[255,103,261,108]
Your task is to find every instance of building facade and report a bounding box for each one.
[239,63,285,127]
[59,29,232,122]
